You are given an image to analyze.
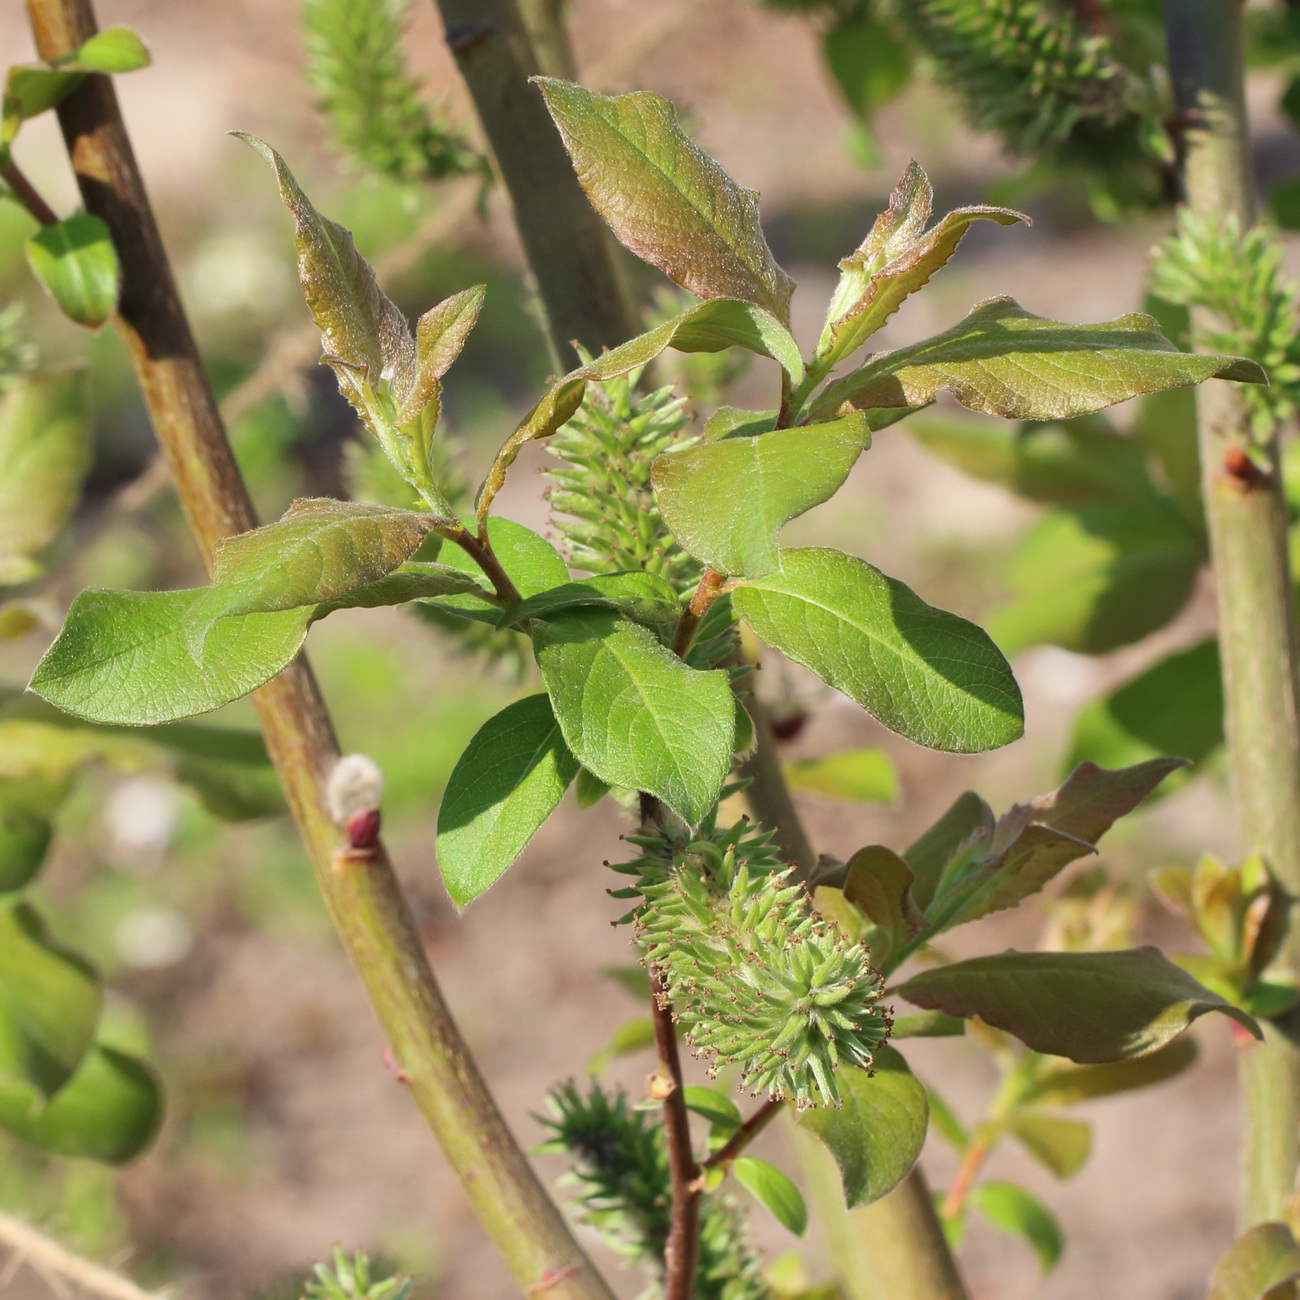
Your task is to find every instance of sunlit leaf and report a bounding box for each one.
[26,215,119,329]
[782,747,898,804]
[63,27,151,74]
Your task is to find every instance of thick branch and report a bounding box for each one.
[24,3,613,1297]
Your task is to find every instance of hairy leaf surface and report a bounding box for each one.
[733,548,1022,753]
[437,694,579,907]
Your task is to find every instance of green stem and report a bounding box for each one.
[1163,0,1300,1228]
[25,3,614,1296]
[429,0,638,365]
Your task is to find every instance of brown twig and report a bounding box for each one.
[23,3,613,1297]
[671,566,725,658]
[697,1097,784,1178]
[0,154,59,226]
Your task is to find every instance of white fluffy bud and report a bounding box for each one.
[326,753,385,826]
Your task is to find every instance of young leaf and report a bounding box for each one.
[841,845,925,972]
[968,1182,1063,1275]
[734,1157,808,1235]
[498,572,682,631]
[25,215,120,329]
[733,548,1022,754]
[0,1044,160,1164]
[395,284,486,426]
[783,747,899,804]
[1008,1114,1091,1179]
[437,694,580,908]
[897,947,1261,1062]
[0,901,100,1102]
[532,609,735,825]
[535,78,795,322]
[1065,639,1222,775]
[652,413,870,578]
[183,498,439,652]
[0,371,92,584]
[988,501,1203,656]
[681,1085,742,1134]
[812,297,1266,422]
[2,67,84,140]
[903,790,993,912]
[1019,1037,1198,1108]
[31,589,311,725]
[796,1048,928,1208]
[477,299,802,522]
[819,161,1025,365]
[1207,1223,1300,1300]
[62,27,152,74]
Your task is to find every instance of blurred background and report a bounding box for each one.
[3,1,1299,1297]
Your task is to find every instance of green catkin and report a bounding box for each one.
[301,0,484,186]
[304,1249,411,1300]
[538,1081,772,1300]
[615,821,891,1109]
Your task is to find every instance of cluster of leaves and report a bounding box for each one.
[20,71,1269,1291]
[300,0,486,186]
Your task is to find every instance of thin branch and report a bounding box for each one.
[697,1097,783,1177]
[23,3,613,1297]
[940,1134,992,1220]
[0,1212,167,1300]
[0,154,59,226]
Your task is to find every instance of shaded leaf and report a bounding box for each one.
[989,501,1203,656]
[822,7,911,124]
[1008,1114,1091,1179]
[820,844,925,973]
[533,609,734,825]
[2,67,83,140]
[969,1182,1063,1275]
[0,371,92,584]
[536,78,794,321]
[499,572,682,631]
[813,297,1265,422]
[891,1011,965,1038]
[682,1085,742,1134]
[437,694,579,907]
[0,1044,160,1164]
[903,790,992,913]
[26,215,119,329]
[0,901,99,1102]
[31,588,310,725]
[575,767,612,808]
[587,1017,656,1076]
[734,1157,808,1235]
[1019,1037,1198,1108]
[1208,1223,1300,1300]
[313,560,491,617]
[1065,640,1222,775]
[783,747,898,804]
[796,1047,928,1207]
[653,413,870,578]
[897,947,1260,1062]
[733,548,1022,754]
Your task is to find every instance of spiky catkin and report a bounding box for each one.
[547,371,701,593]
[304,1248,411,1300]
[1152,211,1300,441]
[893,0,1141,156]
[301,0,484,185]
[538,1081,771,1300]
[620,828,890,1109]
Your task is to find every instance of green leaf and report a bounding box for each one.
[903,791,992,913]
[782,747,898,804]
[535,78,795,322]
[1019,1037,1198,1108]
[988,501,1203,656]
[25,215,119,329]
[0,371,92,585]
[183,498,439,653]
[1008,1114,1091,1179]
[313,560,491,617]
[909,412,1158,506]
[897,947,1261,1062]
[427,518,569,625]
[930,758,1186,928]
[2,67,84,140]
[819,162,1025,366]
[533,610,734,825]
[1208,1223,1300,1300]
[968,1182,1063,1275]
[812,297,1266,422]
[395,283,486,426]
[437,694,579,907]
[652,413,870,578]
[499,572,682,631]
[796,1047,928,1208]
[891,1011,965,1039]
[733,547,1022,754]
[30,588,310,725]
[63,27,152,74]
[0,792,56,894]
[734,1157,808,1235]
[0,1044,160,1163]
[0,901,100,1102]
[822,7,911,124]
[575,767,612,808]
[702,407,777,441]
[477,299,801,521]
[587,1017,656,1076]
[682,1085,742,1134]
[816,845,924,974]
[1065,640,1222,775]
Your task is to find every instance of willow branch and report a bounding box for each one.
[23,3,613,1296]
[0,1211,167,1300]
[697,1097,783,1175]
